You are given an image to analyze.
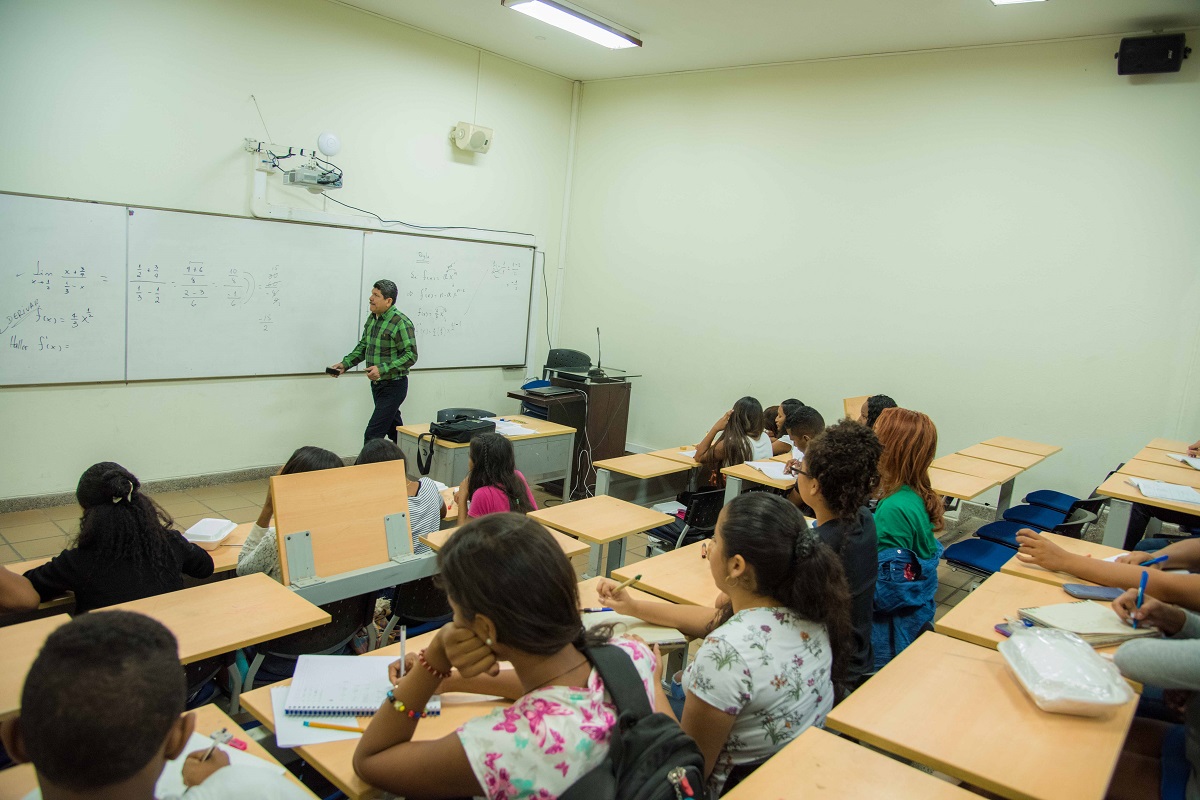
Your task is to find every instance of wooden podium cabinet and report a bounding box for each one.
[507,376,631,497]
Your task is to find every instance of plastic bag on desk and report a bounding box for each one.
[998,627,1134,717]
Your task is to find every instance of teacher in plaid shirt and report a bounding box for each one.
[329,279,418,444]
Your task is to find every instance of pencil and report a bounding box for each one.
[303,721,364,733]
[613,574,641,593]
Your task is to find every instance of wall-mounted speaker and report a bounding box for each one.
[1116,33,1189,75]
[450,122,493,153]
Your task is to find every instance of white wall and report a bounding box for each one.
[561,36,1200,501]
[0,0,573,499]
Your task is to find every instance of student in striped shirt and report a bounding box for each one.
[355,439,445,538]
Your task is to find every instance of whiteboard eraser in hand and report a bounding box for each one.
[184,518,237,550]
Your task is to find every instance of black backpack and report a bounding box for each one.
[560,645,705,800]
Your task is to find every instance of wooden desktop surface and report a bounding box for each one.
[928,468,996,501]
[0,703,318,799]
[998,532,1124,587]
[594,453,692,480]
[825,632,1137,800]
[1147,437,1194,452]
[398,415,575,448]
[981,437,1063,457]
[723,727,976,800]
[1096,472,1200,517]
[528,495,673,545]
[1132,447,1192,466]
[611,540,720,607]
[0,615,70,722]
[422,524,590,558]
[935,572,1123,655]
[720,462,795,490]
[272,461,410,587]
[957,444,1044,469]
[1119,459,1200,489]
[931,454,1024,484]
[647,446,699,467]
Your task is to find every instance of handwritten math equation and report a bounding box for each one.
[130,262,283,313]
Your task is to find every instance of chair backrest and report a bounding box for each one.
[843,395,869,421]
[264,593,375,657]
[1051,507,1100,539]
[683,488,726,532]
[437,407,496,422]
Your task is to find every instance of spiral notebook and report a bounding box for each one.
[283,655,395,717]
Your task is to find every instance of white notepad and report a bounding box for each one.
[271,686,364,748]
[283,655,394,717]
[1126,478,1200,505]
[156,731,283,797]
[1018,600,1159,646]
[747,460,791,481]
[581,611,687,646]
[1167,453,1200,470]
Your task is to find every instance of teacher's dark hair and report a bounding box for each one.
[20,610,185,790]
[373,279,398,304]
[716,492,853,698]
[467,433,535,514]
[74,462,182,575]
[437,513,609,654]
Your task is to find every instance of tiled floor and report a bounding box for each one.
[2,480,976,618]
[0,479,270,564]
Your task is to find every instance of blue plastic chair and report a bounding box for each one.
[943,538,1017,577]
[974,520,1027,549]
[1002,504,1068,532]
[1024,489,1079,515]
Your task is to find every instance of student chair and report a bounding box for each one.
[1024,489,1079,516]
[973,520,1026,549]
[381,575,454,644]
[519,378,552,420]
[1001,504,1068,532]
[942,538,1016,579]
[645,487,725,556]
[243,593,377,691]
[436,407,497,422]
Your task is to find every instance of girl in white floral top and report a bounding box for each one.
[599,492,853,797]
[354,513,671,799]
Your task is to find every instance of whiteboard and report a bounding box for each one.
[362,232,535,369]
[0,195,127,385]
[125,209,364,380]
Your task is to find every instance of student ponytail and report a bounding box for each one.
[718,396,765,468]
[74,462,180,573]
[718,493,853,696]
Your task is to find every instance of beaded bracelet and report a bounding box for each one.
[386,689,442,718]
[418,649,452,680]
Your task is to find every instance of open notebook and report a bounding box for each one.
[1126,477,1200,505]
[1167,453,1200,470]
[283,655,395,717]
[747,460,792,481]
[156,731,283,797]
[581,610,687,646]
[1018,600,1160,647]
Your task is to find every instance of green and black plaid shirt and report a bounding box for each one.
[342,305,418,380]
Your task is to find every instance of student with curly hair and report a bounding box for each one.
[20,463,213,613]
[870,407,944,668]
[793,420,882,687]
[858,394,897,429]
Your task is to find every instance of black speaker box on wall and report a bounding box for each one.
[1116,34,1189,75]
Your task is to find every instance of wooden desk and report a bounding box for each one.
[928,468,997,502]
[648,446,699,467]
[421,525,590,559]
[397,416,576,501]
[957,443,1043,470]
[998,531,1124,587]
[1147,437,1193,452]
[1132,446,1190,466]
[825,632,1137,800]
[981,437,1063,457]
[0,703,317,799]
[720,462,794,505]
[724,727,976,800]
[594,454,692,506]
[611,540,720,607]
[936,572,1124,656]
[0,615,70,722]
[1119,459,1200,489]
[528,496,672,577]
[932,455,1022,510]
[1096,471,1200,548]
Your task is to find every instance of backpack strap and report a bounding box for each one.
[416,432,435,476]
[581,644,654,721]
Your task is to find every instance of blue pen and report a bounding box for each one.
[1142,554,1169,568]
[1134,570,1149,629]
[581,607,613,613]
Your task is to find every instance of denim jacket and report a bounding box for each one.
[871,541,944,670]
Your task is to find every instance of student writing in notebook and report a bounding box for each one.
[455,433,537,523]
[19,463,213,614]
[353,513,668,799]
[781,404,827,477]
[870,408,944,668]
[1106,590,1200,800]
[597,493,852,797]
[694,396,773,484]
[0,610,310,800]
[238,446,344,582]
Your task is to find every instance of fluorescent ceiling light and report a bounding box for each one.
[990,0,1047,5]
[501,0,642,49]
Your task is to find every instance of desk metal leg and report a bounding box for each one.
[605,537,626,577]
[561,440,574,502]
[686,467,699,493]
[595,468,611,497]
[1103,499,1132,548]
[587,544,604,578]
[996,480,1015,513]
[723,476,743,506]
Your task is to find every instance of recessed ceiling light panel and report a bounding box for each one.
[501,0,642,49]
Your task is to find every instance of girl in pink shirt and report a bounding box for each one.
[456,433,538,523]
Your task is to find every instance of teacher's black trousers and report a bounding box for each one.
[365,376,409,444]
